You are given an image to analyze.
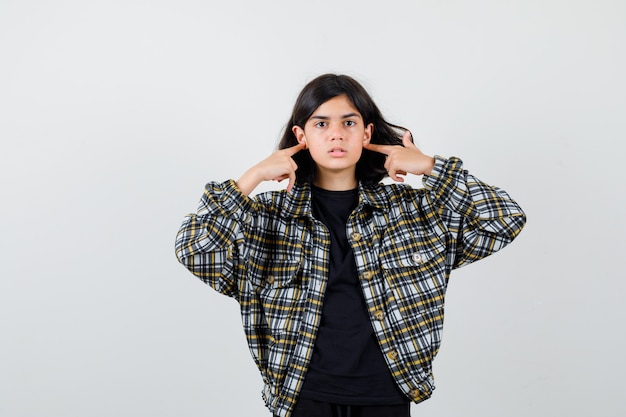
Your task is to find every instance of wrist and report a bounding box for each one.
[421,156,435,176]
[236,168,263,196]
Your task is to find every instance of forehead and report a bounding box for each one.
[309,95,361,118]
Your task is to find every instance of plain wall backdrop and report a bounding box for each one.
[1,0,624,416]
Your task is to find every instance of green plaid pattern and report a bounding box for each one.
[175,156,526,417]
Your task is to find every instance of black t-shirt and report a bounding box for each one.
[298,185,407,405]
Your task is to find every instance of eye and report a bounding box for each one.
[314,121,327,128]
[344,120,356,127]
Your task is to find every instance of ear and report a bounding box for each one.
[292,125,307,148]
[363,123,374,143]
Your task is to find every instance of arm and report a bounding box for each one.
[175,180,254,298]
[423,156,526,268]
[364,131,526,267]
[175,142,306,295]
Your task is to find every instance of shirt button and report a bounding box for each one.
[386,350,398,361]
[362,271,374,281]
[374,310,384,321]
[266,276,275,285]
[350,232,362,242]
[409,389,421,399]
[411,252,423,264]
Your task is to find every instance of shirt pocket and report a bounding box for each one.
[379,237,448,366]
[379,235,448,295]
[248,250,305,323]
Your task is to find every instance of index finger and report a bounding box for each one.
[363,141,395,155]
[283,142,306,156]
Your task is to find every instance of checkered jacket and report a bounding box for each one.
[175,156,526,417]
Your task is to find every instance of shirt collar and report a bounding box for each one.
[280,181,389,218]
[358,182,390,212]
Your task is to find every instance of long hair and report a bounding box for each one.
[278,74,408,185]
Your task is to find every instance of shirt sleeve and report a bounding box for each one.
[422,156,527,269]
[174,179,254,299]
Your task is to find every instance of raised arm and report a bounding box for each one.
[365,131,526,267]
[424,156,526,268]
[175,180,254,298]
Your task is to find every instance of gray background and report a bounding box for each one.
[1,0,624,416]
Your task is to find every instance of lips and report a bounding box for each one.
[328,147,347,156]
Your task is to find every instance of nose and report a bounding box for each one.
[329,124,344,141]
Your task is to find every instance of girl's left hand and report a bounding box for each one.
[363,131,435,182]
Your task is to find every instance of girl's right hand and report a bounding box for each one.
[236,142,306,195]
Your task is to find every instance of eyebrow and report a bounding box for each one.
[309,112,362,120]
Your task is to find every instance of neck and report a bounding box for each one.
[313,171,358,191]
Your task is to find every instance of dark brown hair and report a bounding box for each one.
[278,74,408,184]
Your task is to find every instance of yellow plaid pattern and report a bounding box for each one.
[175,156,526,417]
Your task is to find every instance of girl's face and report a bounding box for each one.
[292,95,373,185]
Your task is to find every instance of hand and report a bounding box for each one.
[363,131,435,182]
[236,142,306,195]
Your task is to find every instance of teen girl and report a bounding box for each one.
[175,74,526,417]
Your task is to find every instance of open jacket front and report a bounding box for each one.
[175,156,527,417]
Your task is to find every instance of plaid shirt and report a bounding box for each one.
[175,156,526,417]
